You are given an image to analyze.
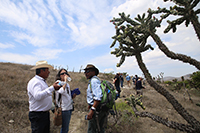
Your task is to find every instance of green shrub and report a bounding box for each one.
[164,81,172,85]
[116,101,135,115]
[191,71,200,89]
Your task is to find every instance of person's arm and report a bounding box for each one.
[62,75,69,90]
[30,81,59,101]
[87,100,100,120]
[113,77,117,84]
[72,93,76,99]
[87,77,102,120]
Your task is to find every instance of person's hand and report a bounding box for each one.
[53,81,61,90]
[87,110,94,120]
[72,93,76,99]
[64,75,69,82]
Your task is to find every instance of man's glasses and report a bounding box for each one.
[84,70,93,74]
[60,72,68,75]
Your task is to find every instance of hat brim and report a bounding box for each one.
[83,67,99,76]
[31,64,54,70]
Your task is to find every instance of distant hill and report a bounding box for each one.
[163,74,192,81]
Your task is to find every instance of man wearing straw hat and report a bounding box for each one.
[27,60,61,133]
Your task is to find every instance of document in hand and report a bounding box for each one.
[71,88,81,97]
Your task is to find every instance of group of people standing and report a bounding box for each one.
[27,60,145,133]
[27,60,107,133]
[113,73,146,98]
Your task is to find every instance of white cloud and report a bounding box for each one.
[0,43,15,49]
[0,0,57,47]
[0,52,37,64]
[59,0,115,48]
[110,0,172,18]
[33,48,64,59]
[87,53,118,67]
[104,68,114,73]
[10,32,54,47]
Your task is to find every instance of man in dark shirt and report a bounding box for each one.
[135,77,145,101]
[113,73,121,98]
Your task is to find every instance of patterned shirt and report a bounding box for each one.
[87,76,102,105]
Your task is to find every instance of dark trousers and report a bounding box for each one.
[88,110,107,133]
[29,111,50,133]
[115,86,121,97]
[120,80,123,87]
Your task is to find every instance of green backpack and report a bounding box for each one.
[90,77,117,111]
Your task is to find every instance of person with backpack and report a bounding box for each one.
[135,77,146,101]
[84,64,107,133]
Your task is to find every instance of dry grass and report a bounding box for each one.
[0,62,199,133]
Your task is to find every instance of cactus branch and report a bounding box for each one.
[150,0,200,41]
[149,31,200,70]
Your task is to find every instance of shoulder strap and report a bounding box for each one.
[89,79,94,99]
[89,76,101,99]
[89,76,99,92]
[58,93,62,102]
[53,91,62,106]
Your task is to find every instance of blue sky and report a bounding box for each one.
[0,0,199,78]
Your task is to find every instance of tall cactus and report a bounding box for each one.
[110,10,200,133]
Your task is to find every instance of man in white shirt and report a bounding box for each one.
[27,60,61,133]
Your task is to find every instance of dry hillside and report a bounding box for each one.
[0,62,199,133]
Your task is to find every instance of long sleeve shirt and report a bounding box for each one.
[87,76,102,105]
[27,75,54,111]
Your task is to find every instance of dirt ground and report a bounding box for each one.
[65,83,200,133]
[1,81,199,133]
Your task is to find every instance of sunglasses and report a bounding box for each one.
[84,70,93,74]
[60,72,68,75]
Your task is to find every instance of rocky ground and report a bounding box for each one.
[63,83,200,133]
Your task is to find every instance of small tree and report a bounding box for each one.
[110,0,200,132]
[190,71,200,89]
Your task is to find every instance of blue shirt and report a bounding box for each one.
[126,75,131,81]
[87,76,102,105]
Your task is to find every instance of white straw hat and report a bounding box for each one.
[31,60,53,70]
